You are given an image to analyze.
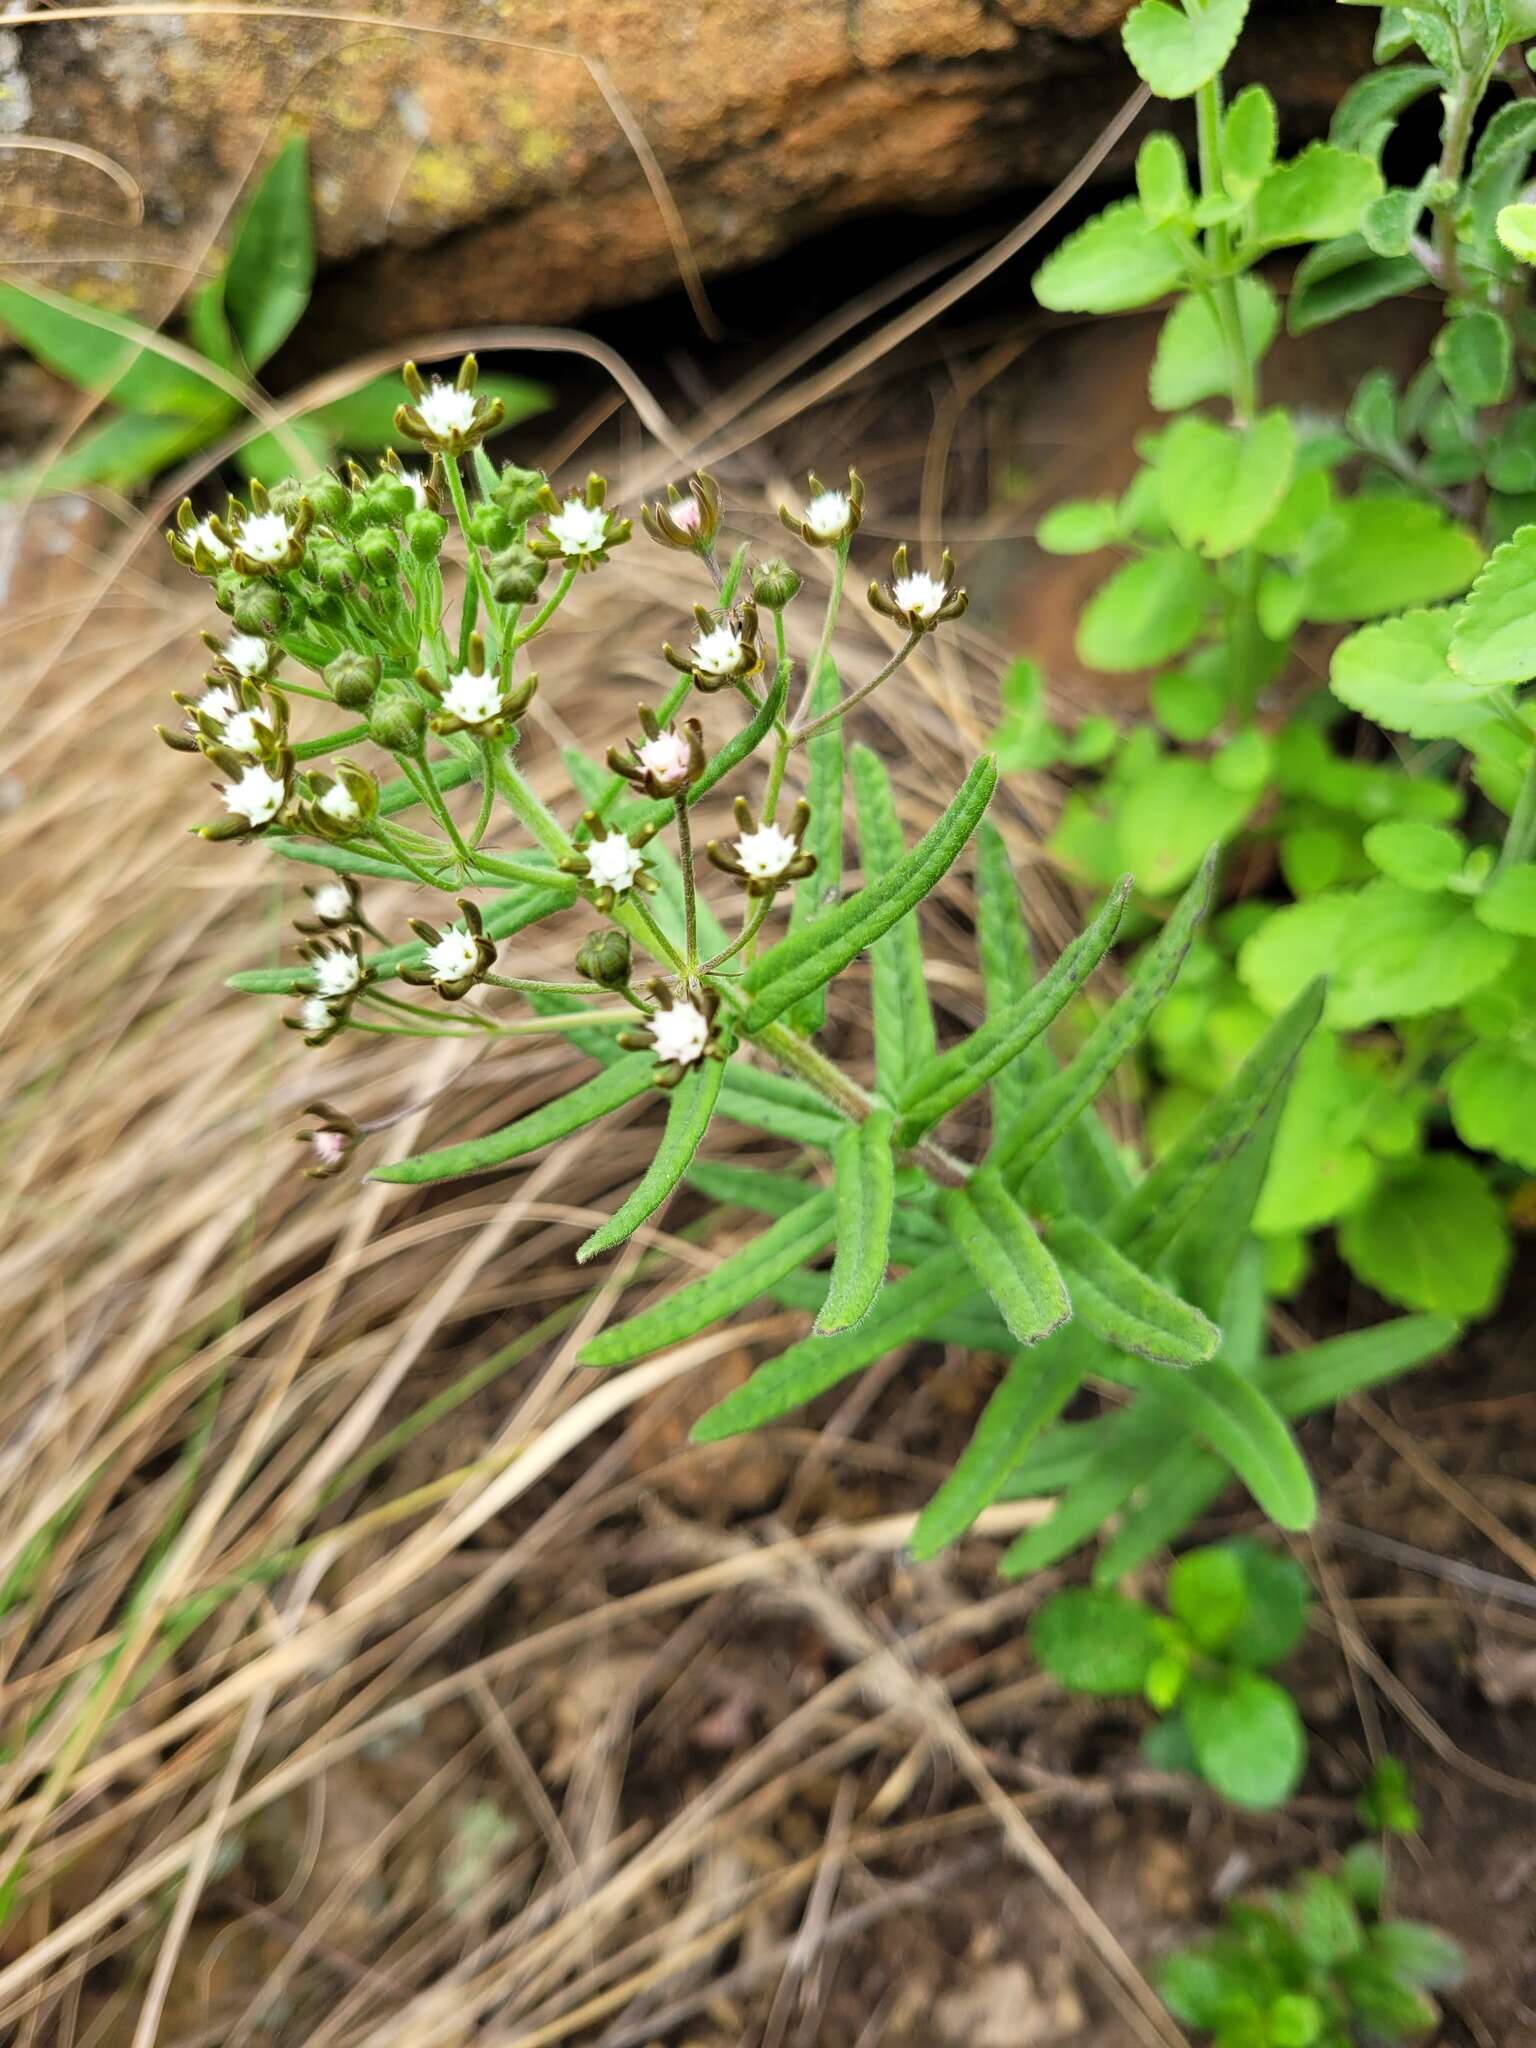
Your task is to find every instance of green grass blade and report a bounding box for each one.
[691,1250,973,1442]
[742,755,998,1030]
[898,877,1131,1142]
[993,851,1214,1182]
[817,1111,896,1332]
[577,1054,727,1262]
[850,746,938,1096]
[372,1053,655,1185]
[788,660,844,1033]
[940,1169,1071,1347]
[909,1334,1089,1561]
[1046,1215,1219,1367]
[580,1188,837,1366]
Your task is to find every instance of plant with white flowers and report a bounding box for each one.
[157,353,1454,1574]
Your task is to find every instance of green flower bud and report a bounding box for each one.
[490,462,547,527]
[231,583,290,636]
[575,927,633,990]
[752,556,802,610]
[266,479,306,517]
[469,501,513,549]
[313,540,362,592]
[325,649,381,709]
[356,475,414,525]
[304,474,353,527]
[405,508,449,561]
[213,568,247,616]
[357,527,399,575]
[489,540,548,605]
[368,695,428,754]
[306,589,347,628]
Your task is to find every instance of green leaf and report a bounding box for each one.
[1466,100,1536,251]
[1224,1540,1311,1666]
[579,1186,837,1366]
[0,276,232,420]
[742,755,996,1030]
[1301,499,1482,623]
[1336,1958,1438,2038]
[995,853,1213,1180]
[1223,85,1277,196]
[1497,201,1536,264]
[1251,144,1384,248]
[372,1052,654,1185]
[1475,861,1536,936]
[1076,547,1212,672]
[1273,1311,1459,1413]
[1136,132,1193,226]
[1361,180,1426,258]
[235,416,331,488]
[1369,1921,1466,1991]
[1048,1215,1218,1366]
[1255,1030,1379,1233]
[786,659,845,1033]
[1434,309,1514,410]
[1449,525,1536,685]
[817,1113,896,1333]
[1363,820,1465,890]
[909,1338,1088,1559]
[1168,1546,1250,1654]
[896,878,1131,1143]
[974,822,1046,1137]
[1037,498,1120,554]
[1181,1670,1306,1806]
[717,1065,845,1150]
[1032,198,1185,314]
[1122,0,1248,96]
[1155,410,1295,558]
[1339,1153,1510,1316]
[1330,61,1439,162]
[0,408,213,499]
[1030,1589,1165,1695]
[1156,1359,1316,1528]
[1149,277,1279,411]
[1116,755,1255,894]
[1287,232,1426,335]
[220,133,315,370]
[851,746,938,1096]
[1296,1872,1364,1966]
[1331,607,1504,740]
[691,1251,972,1441]
[305,369,551,452]
[577,1055,727,1263]
[941,1169,1070,1347]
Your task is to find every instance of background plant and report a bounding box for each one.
[1019,0,1536,1322]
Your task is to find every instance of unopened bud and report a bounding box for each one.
[489,541,548,605]
[232,583,289,636]
[469,502,513,549]
[325,649,381,709]
[752,556,802,610]
[405,508,449,561]
[357,527,398,575]
[368,696,427,754]
[305,474,353,526]
[490,462,547,526]
[576,927,633,990]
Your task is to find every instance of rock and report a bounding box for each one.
[5,2,1373,348]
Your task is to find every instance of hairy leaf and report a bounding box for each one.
[818,1112,896,1332]
[851,746,938,1096]
[577,1056,727,1263]
[940,1170,1071,1346]
[1047,1216,1219,1366]
[372,1053,655,1185]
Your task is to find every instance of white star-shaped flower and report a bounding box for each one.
[424,927,480,984]
[311,946,361,999]
[222,763,286,826]
[223,631,272,676]
[636,732,692,786]
[186,516,228,561]
[892,571,950,619]
[311,880,354,922]
[734,820,799,881]
[440,668,505,726]
[300,995,335,1036]
[803,490,851,541]
[689,623,744,677]
[195,684,240,728]
[650,1000,709,1066]
[238,511,296,566]
[221,710,268,757]
[416,384,479,438]
[401,468,430,509]
[546,498,610,557]
[586,834,644,893]
[317,782,361,825]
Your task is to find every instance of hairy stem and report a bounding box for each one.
[792,632,922,746]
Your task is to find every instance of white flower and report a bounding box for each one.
[689,623,744,678]
[892,571,950,620]
[311,880,354,922]
[401,468,430,509]
[221,711,268,757]
[195,684,240,728]
[300,995,335,1036]
[222,763,286,826]
[186,516,228,561]
[424,927,481,984]
[318,782,362,825]
[586,834,644,894]
[803,490,851,541]
[440,667,505,726]
[650,999,709,1067]
[546,497,609,557]
[308,1126,348,1168]
[311,945,361,999]
[672,496,702,533]
[734,820,799,881]
[238,511,296,566]
[636,731,692,786]
[416,383,479,439]
[223,631,272,676]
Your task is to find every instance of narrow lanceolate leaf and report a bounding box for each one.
[577,1055,727,1263]
[579,1188,837,1367]
[229,884,572,995]
[693,1250,974,1441]
[1154,1360,1316,1529]
[898,878,1132,1142]
[686,1161,820,1220]
[1108,978,1324,1267]
[788,660,845,1034]
[994,851,1214,1181]
[1092,1449,1230,1582]
[1047,1216,1218,1367]
[372,1054,655,1185]
[1271,1312,1459,1414]
[850,746,938,1096]
[909,1333,1090,1561]
[940,1170,1071,1347]
[767,1267,1009,1350]
[974,822,1042,1135]
[1002,1404,1170,1576]
[817,1111,896,1333]
[716,1064,847,1150]
[742,755,998,1030]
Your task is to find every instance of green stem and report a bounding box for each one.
[482,975,598,995]
[761,616,794,820]
[790,539,849,727]
[362,989,498,1028]
[792,632,922,746]
[512,565,578,649]
[702,897,771,972]
[1497,739,1536,872]
[469,738,498,848]
[400,755,474,865]
[616,895,687,978]
[292,724,371,761]
[443,456,502,652]
[674,790,699,979]
[1194,76,1257,425]
[369,821,456,891]
[491,757,572,862]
